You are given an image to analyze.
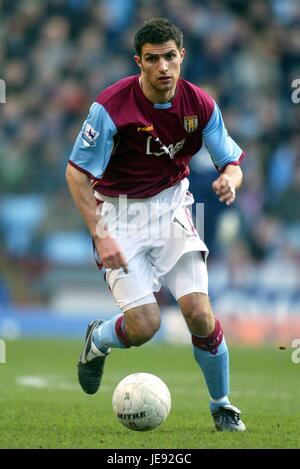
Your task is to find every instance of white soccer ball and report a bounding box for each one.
[112,372,171,431]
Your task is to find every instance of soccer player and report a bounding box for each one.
[66,17,246,432]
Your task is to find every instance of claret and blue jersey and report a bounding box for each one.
[69,75,245,198]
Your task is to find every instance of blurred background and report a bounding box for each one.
[0,0,300,345]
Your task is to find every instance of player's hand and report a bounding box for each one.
[94,235,128,274]
[212,174,236,206]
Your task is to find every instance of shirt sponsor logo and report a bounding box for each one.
[146,136,186,157]
[184,115,198,133]
[82,122,99,147]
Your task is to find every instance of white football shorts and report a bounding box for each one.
[95,178,209,312]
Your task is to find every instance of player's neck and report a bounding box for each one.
[139,75,176,104]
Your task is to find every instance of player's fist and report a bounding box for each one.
[94,235,128,274]
[212,174,236,206]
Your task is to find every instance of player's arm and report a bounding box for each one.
[66,163,101,239]
[66,164,128,272]
[66,102,128,272]
[202,101,245,206]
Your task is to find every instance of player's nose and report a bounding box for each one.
[158,58,168,73]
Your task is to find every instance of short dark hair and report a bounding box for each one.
[134,17,183,55]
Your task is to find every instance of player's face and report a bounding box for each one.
[135,41,185,101]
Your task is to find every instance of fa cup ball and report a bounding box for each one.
[112,372,171,431]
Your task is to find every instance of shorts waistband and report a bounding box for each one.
[95,178,189,205]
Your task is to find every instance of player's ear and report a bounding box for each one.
[180,48,185,63]
[134,55,142,69]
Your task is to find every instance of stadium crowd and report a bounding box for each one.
[0,0,300,312]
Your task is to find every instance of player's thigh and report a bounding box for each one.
[162,250,208,300]
[163,251,213,331]
[105,250,156,312]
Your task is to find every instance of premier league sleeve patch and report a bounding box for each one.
[81,122,99,147]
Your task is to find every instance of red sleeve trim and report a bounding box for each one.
[68,160,96,180]
[218,150,246,173]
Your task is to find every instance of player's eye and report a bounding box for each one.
[165,53,176,60]
[145,56,157,63]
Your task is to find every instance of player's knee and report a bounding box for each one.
[187,308,212,330]
[130,316,161,346]
[180,294,214,332]
[124,305,161,346]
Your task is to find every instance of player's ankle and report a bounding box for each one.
[210,396,230,412]
[92,327,108,354]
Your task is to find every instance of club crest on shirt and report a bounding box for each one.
[184,115,198,133]
[82,122,99,147]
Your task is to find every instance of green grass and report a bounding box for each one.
[0,339,299,448]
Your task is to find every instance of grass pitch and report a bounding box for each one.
[0,339,299,449]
